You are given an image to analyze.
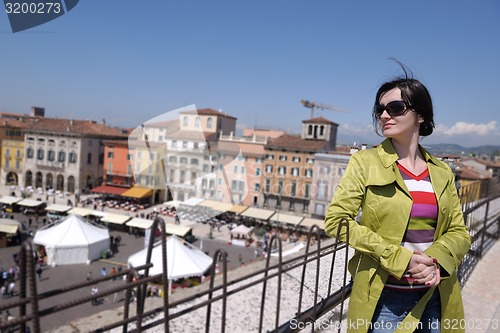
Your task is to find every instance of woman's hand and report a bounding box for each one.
[407,250,441,287]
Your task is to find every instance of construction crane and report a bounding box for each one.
[301,99,349,119]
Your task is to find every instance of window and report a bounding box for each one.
[15,160,20,169]
[207,117,213,129]
[183,116,188,127]
[169,156,177,163]
[338,167,346,176]
[37,149,44,160]
[5,160,9,169]
[279,155,287,161]
[58,151,66,162]
[182,141,188,148]
[191,172,197,181]
[47,150,55,161]
[127,164,132,175]
[107,163,113,173]
[278,181,283,195]
[278,166,286,175]
[291,182,297,196]
[255,183,260,191]
[256,168,261,176]
[305,169,313,178]
[108,152,114,158]
[172,140,177,148]
[266,154,274,160]
[69,152,77,163]
[292,156,301,163]
[194,142,199,149]
[195,116,201,128]
[16,150,21,158]
[306,158,314,164]
[180,157,188,164]
[305,183,310,198]
[87,153,92,164]
[291,167,299,176]
[308,125,313,135]
[191,158,199,165]
[317,181,328,200]
[241,166,245,174]
[26,147,34,158]
[233,165,238,173]
[127,154,131,160]
[255,157,263,163]
[265,165,273,173]
[5,148,10,157]
[265,179,271,192]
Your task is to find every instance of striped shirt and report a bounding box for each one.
[385,163,438,291]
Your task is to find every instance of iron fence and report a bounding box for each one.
[1,177,499,332]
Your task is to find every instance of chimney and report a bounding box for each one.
[361,143,367,150]
[350,142,359,155]
[31,106,45,117]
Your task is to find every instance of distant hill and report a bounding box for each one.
[424,144,500,156]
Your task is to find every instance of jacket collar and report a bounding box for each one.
[376,138,447,171]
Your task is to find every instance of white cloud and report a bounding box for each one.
[439,121,497,136]
[339,123,373,136]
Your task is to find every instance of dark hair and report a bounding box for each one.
[372,60,435,136]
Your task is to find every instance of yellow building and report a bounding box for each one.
[1,139,25,186]
[0,118,27,186]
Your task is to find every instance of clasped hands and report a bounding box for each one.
[406,250,440,287]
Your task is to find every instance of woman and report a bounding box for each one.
[324,67,470,333]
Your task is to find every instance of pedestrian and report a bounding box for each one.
[238,253,243,265]
[36,264,43,281]
[8,280,15,297]
[100,267,106,277]
[175,214,180,225]
[91,285,99,306]
[324,62,471,333]
[86,271,93,281]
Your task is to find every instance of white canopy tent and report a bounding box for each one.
[33,214,110,266]
[230,224,253,237]
[128,236,213,279]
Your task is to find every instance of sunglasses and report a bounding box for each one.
[374,100,411,119]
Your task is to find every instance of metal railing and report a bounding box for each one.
[1,177,499,332]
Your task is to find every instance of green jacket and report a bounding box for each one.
[324,139,471,333]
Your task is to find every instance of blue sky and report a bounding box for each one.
[1,1,499,147]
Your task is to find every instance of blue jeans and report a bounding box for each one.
[368,288,441,333]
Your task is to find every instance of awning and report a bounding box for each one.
[181,197,205,206]
[68,208,106,218]
[165,223,192,237]
[126,218,154,229]
[228,205,248,214]
[0,219,20,234]
[199,199,233,212]
[90,185,128,196]
[241,207,275,220]
[121,187,153,199]
[0,196,22,205]
[270,213,303,226]
[17,199,45,208]
[45,204,72,213]
[101,213,131,225]
[299,217,324,230]
[163,200,182,208]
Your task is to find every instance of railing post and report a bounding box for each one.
[479,201,490,258]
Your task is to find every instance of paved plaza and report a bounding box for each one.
[0,186,261,332]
